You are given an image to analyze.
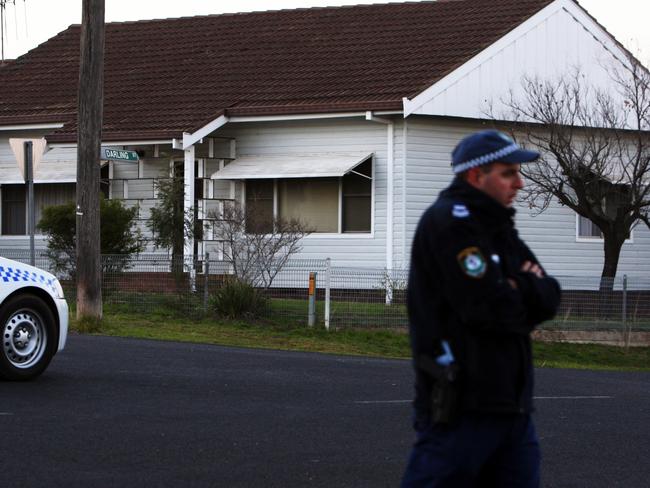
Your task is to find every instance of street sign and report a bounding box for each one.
[101,147,139,162]
[9,138,47,180]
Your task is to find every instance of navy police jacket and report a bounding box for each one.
[407,177,561,418]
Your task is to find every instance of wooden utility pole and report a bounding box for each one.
[76,0,105,319]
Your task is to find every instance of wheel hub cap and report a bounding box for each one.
[3,311,45,368]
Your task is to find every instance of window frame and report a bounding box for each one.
[243,159,375,238]
[575,213,634,244]
[1,184,27,236]
[1,183,77,237]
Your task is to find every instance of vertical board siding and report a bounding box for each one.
[34,183,75,227]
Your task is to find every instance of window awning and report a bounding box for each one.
[211,152,373,180]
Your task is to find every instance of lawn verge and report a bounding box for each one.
[69,311,650,371]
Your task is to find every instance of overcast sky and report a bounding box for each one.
[1,0,648,63]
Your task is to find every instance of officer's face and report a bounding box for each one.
[473,162,524,208]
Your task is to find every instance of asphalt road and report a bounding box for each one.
[0,335,648,488]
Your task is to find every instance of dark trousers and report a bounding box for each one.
[401,413,540,488]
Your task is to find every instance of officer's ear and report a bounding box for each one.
[465,167,484,187]
[465,164,492,188]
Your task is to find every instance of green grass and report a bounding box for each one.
[533,341,649,371]
[71,311,410,358]
[67,307,650,371]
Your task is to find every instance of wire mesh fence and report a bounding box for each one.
[3,251,650,344]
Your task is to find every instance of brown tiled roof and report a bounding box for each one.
[0,0,554,142]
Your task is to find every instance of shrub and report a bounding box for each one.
[38,196,144,277]
[210,279,268,319]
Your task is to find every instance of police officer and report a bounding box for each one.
[401,130,561,488]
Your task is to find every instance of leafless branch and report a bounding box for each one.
[206,200,313,289]
[491,61,650,282]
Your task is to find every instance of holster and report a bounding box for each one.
[417,354,460,425]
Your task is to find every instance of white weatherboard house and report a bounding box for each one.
[0,0,647,277]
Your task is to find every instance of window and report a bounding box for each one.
[577,215,603,239]
[244,159,373,234]
[279,178,339,233]
[576,213,632,241]
[577,193,631,241]
[342,159,372,233]
[100,164,110,199]
[245,179,274,234]
[1,185,26,235]
[1,183,76,236]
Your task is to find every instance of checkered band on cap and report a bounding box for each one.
[452,143,519,174]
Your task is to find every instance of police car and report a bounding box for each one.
[0,256,68,380]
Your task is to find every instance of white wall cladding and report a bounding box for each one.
[404,118,475,235]
[392,119,408,270]
[0,129,57,184]
[0,136,24,183]
[403,117,650,278]
[34,183,75,225]
[37,147,77,182]
[406,0,632,123]
[206,118,393,268]
[141,158,170,179]
[112,161,139,180]
[0,236,48,253]
[515,196,650,279]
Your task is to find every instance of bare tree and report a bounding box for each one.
[496,59,650,289]
[76,0,105,319]
[207,201,312,289]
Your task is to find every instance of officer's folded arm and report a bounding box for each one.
[435,226,535,335]
[512,270,562,325]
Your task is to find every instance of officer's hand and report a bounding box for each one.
[521,261,544,278]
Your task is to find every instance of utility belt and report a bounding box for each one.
[417,352,461,425]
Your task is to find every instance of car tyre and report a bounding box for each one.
[0,294,57,381]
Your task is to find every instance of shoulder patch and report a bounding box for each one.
[452,204,470,218]
[457,247,486,278]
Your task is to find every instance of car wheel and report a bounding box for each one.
[0,294,57,381]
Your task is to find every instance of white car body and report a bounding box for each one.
[0,256,68,378]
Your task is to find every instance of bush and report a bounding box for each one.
[38,196,144,277]
[210,279,268,319]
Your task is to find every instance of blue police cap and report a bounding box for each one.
[451,130,540,174]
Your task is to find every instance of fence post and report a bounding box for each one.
[188,255,197,293]
[324,258,331,330]
[308,271,317,327]
[204,252,210,313]
[385,268,393,305]
[622,274,629,350]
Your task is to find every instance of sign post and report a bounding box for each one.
[25,141,35,266]
[9,138,47,266]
